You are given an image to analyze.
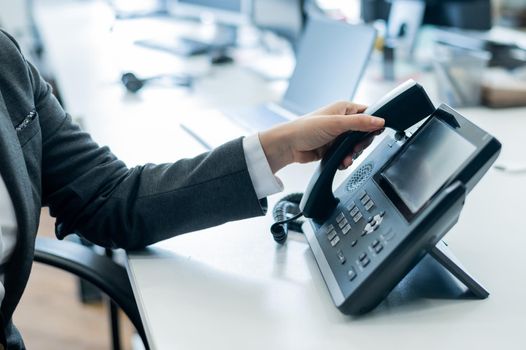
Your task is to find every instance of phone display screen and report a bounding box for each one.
[381,118,476,214]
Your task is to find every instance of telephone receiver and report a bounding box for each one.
[300,80,436,223]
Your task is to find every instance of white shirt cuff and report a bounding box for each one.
[242,133,284,199]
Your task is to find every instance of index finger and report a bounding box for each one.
[331,114,385,133]
[345,103,368,115]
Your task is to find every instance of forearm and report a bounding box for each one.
[45,120,266,249]
[36,85,265,249]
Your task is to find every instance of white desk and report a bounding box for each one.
[34,1,526,349]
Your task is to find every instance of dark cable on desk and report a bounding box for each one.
[494,164,526,174]
[270,193,304,244]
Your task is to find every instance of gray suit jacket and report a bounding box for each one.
[0,30,266,348]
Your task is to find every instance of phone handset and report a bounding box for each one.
[299,80,436,223]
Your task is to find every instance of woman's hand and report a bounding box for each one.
[259,101,385,173]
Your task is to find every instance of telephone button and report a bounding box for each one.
[327,230,337,241]
[337,250,346,264]
[362,223,374,236]
[351,240,358,247]
[342,224,351,235]
[326,224,335,233]
[361,195,371,205]
[359,252,367,261]
[360,257,371,268]
[348,268,357,281]
[336,212,345,223]
[374,244,384,254]
[338,218,348,229]
[381,228,396,241]
[350,206,360,217]
[364,200,375,211]
[330,236,341,247]
[353,212,363,223]
[373,213,384,225]
[358,189,367,200]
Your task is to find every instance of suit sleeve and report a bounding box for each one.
[5,34,267,249]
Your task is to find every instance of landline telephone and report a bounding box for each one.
[271,80,501,315]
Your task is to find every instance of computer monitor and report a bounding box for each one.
[169,0,250,25]
[361,0,391,22]
[385,0,492,56]
[363,0,492,31]
[252,0,305,45]
[158,0,251,57]
[424,0,492,31]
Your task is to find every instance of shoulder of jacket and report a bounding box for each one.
[0,29,25,63]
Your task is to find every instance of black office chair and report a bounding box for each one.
[34,237,150,350]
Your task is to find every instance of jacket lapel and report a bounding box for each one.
[0,93,37,320]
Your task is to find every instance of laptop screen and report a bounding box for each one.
[281,17,377,115]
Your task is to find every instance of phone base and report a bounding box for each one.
[428,240,489,299]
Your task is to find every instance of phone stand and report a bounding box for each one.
[427,240,489,299]
[375,240,489,311]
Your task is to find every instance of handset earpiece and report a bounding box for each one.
[300,80,435,223]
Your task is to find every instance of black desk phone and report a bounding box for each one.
[272,80,501,315]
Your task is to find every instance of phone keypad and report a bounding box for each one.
[320,189,391,286]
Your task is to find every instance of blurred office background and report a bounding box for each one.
[0,0,524,349]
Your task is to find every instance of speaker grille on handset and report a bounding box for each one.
[346,162,374,192]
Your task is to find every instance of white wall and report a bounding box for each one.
[0,0,34,55]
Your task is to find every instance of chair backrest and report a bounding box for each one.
[34,237,149,349]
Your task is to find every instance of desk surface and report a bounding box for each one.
[35,1,526,349]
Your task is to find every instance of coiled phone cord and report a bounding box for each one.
[270,193,305,244]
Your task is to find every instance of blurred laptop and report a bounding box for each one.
[221,16,377,132]
[180,16,377,150]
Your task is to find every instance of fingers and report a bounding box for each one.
[333,101,368,115]
[330,114,385,133]
[339,154,354,170]
[345,103,368,115]
[309,101,368,117]
[339,128,384,170]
